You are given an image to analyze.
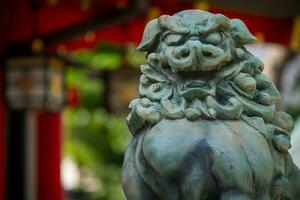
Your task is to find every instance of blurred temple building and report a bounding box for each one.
[0,0,300,200]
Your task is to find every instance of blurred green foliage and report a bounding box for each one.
[72,51,123,70]
[70,42,145,69]
[63,67,131,200]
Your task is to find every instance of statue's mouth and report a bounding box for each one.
[179,80,215,100]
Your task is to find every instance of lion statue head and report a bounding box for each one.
[127,10,293,152]
[138,10,256,72]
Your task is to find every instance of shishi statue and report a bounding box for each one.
[121,10,300,200]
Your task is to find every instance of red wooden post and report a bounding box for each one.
[37,112,63,200]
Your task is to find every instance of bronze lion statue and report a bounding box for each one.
[121,10,300,200]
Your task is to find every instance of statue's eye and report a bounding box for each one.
[205,32,224,45]
[164,33,185,46]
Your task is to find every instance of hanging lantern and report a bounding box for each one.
[5,56,65,111]
[101,68,140,114]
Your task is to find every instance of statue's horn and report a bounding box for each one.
[199,14,230,33]
[137,19,161,52]
[229,19,256,45]
[158,15,189,34]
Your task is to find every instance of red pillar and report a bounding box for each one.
[0,69,5,200]
[37,112,63,200]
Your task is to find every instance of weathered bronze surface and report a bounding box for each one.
[121,10,300,199]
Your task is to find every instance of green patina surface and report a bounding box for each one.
[122,10,300,199]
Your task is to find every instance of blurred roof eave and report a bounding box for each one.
[181,0,300,18]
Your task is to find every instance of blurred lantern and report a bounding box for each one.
[147,6,161,20]
[290,16,300,52]
[80,0,92,11]
[101,68,139,114]
[194,1,210,11]
[5,56,65,111]
[31,38,45,54]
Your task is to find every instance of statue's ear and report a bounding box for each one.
[215,14,230,29]
[137,19,161,52]
[229,19,256,45]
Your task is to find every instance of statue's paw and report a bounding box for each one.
[273,134,291,153]
[272,176,289,199]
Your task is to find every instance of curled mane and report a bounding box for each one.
[127,11,293,153]
[128,51,292,137]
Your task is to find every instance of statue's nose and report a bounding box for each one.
[187,40,202,64]
[189,36,201,41]
[188,40,218,58]
[201,44,219,57]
